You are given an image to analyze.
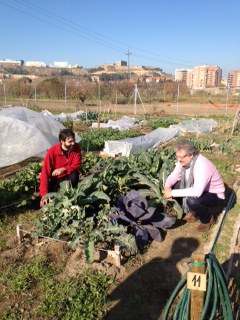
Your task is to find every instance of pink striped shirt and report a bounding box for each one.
[165,154,225,199]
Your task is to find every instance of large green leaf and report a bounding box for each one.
[84,240,95,264]
[78,174,95,191]
[138,152,152,166]
[133,172,161,197]
[172,200,183,219]
[84,191,110,204]
[138,189,158,199]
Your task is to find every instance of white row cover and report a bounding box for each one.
[103,127,180,157]
[0,107,64,168]
[42,109,85,121]
[170,119,218,133]
[103,118,218,157]
[92,116,142,131]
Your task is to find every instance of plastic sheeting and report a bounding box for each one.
[171,118,218,133]
[103,118,218,157]
[92,116,141,130]
[42,109,85,121]
[103,127,180,157]
[0,107,64,168]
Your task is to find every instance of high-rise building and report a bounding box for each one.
[185,65,222,89]
[228,70,240,88]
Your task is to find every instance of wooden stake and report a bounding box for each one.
[190,253,206,320]
[107,245,121,268]
[16,224,24,243]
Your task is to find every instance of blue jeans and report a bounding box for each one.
[173,182,224,223]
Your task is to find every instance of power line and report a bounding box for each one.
[0,0,199,68]
[0,0,126,53]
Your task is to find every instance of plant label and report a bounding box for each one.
[187,272,206,291]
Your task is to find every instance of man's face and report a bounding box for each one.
[61,136,75,151]
[175,149,193,167]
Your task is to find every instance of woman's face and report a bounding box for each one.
[175,149,193,167]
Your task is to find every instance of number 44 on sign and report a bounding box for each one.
[187,272,207,291]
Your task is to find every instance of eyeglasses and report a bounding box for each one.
[175,154,190,160]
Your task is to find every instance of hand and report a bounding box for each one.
[40,197,50,207]
[163,187,173,200]
[52,167,65,176]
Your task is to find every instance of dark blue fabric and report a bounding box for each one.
[172,181,223,224]
[186,194,222,223]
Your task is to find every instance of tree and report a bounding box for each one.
[9,77,33,98]
[115,81,134,102]
[38,78,64,99]
[68,80,94,104]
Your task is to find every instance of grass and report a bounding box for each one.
[38,271,113,320]
[3,258,55,292]
[0,255,114,320]
[213,203,240,265]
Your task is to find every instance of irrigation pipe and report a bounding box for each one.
[162,186,238,320]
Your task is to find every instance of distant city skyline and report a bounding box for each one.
[0,0,239,77]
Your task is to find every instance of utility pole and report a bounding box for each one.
[98,80,101,113]
[64,81,67,108]
[34,84,36,105]
[3,83,7,107]
[225,82,230,115]
[176,82,180,114]
[125,49,132,80]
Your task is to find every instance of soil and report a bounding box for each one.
[25,100,239,117]
[0,107,240,319]
[0,190,237,319]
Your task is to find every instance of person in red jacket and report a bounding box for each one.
[39,129,82,207]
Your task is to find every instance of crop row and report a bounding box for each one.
[36,150,181,262]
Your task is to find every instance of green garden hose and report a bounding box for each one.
[162,190,237,320]
[162,254,233,319]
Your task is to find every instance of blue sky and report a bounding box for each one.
[0,0,239,77]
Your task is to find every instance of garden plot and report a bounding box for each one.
[0,118,240,319]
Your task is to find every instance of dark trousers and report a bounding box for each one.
[48,171,79,193]
[173,182,224,223]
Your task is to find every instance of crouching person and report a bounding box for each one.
[163,140,225,232]
[39,129,82,207]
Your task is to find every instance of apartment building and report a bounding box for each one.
[25,61,47,67]
[0,59,24,67]
[182,65,222,89]
[51,61,71,68]
[228,70,240,88]
[115,60,127,67]
[175,69,189,82]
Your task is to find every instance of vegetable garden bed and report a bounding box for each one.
[0,116,240,319]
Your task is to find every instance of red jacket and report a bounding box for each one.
[39,143,82,197]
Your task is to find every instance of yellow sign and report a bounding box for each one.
[187,272,206,291]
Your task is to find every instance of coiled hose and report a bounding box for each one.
[162,253,233,319]
[162,190,237,320]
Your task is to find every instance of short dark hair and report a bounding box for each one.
[59,129,75,142]
[175,140,199,156]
